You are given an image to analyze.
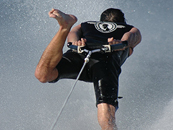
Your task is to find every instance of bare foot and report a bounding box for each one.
[48,9,77,29]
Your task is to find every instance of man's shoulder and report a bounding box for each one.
[81,21,98,24]
[81,21,134,30]
[81,21,133,26]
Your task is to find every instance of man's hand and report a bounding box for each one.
[108,37,121,45]
[72,38,86,46]
[108,37,126,51]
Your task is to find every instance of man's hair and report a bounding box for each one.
[100,8,126,23]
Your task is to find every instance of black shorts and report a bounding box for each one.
[50,49,129,109]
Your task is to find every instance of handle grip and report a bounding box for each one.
[67,41,128,53]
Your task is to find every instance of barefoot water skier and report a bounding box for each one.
[35,8,141,130]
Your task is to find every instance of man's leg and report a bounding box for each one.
[97,103,118,130]
[35,9,77,83]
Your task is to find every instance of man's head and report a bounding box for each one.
[100,8,126,23]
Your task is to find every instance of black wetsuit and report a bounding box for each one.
[50,21,133,109]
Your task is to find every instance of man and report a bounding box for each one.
[35,8,141,130]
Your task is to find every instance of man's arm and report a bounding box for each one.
[108,27,141,56]
[67,24,82,43]
[121,27,142,48]
[67,24,86,46]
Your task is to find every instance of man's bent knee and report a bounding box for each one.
[35,67,59,83]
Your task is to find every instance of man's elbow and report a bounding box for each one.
[137,29,142,43]
[131,29,142,48]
